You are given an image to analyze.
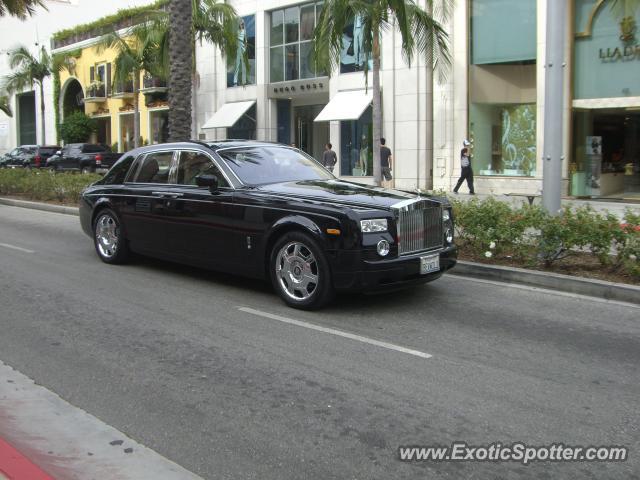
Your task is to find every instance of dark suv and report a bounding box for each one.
[0,145,60,169]
[46,143,121,173]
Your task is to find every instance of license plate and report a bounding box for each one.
[420,254,440,274]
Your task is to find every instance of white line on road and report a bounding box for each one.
[238,307,432,359]
[0,242,35,253]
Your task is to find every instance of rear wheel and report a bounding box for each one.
[270,231,334,310]
[93,208,129,264]
[81,165,95,174]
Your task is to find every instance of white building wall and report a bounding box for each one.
[0,0,154,154]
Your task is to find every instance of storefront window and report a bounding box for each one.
[340,15,373,73]
[227,15,256,87]
[227,104,257,140]
[270,2,325,82]
[471,0,536,64]
[340,106,372,176]
[470,103,536,176]
[150,110,169,144]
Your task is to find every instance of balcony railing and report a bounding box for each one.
[85,82,106,102]
[141,74,168,93]
[112,80,135,99]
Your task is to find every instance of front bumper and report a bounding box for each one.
[331,245,457,292]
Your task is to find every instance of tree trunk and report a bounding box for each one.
[372,24,382,186]
[39,81,46,145]
[168,0,193,142]
[133,70,140,149]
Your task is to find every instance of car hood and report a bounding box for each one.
[254,179,444,210]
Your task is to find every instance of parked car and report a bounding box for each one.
[0,145,38,168]
[46,143,122,173]
[80,141,456,309]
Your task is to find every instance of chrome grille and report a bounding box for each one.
[395,200,443,255]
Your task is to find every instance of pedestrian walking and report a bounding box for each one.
[380,138,393,186]
[453,140,475,195]
[322,143,337,174]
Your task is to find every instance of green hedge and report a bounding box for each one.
[451,198,640,278]
[0,169,100,204]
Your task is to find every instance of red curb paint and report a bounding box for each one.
[0,437,55,480]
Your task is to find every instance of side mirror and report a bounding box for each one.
[56,150,62,156]
[195,174,219,193]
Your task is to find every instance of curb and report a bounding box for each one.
[0,197,79,216]
[2,196,638,305]
[451,260,640,305]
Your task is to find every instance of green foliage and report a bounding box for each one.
[0,169,100,204]
[60,112,96,143]
[52,0,169,46]
[0,0,46,19]
[452,197,640,279]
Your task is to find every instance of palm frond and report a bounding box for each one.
[0,0,47,19]
[0,95,12,117]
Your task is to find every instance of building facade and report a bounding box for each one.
[2,0,638,199]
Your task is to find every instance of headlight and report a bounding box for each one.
[360,219,388,233]
[445,228,454,244]
[377,239,390,256]
[442,209,450,221]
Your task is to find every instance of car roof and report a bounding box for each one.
[127,140,290,156]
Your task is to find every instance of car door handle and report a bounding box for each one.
[151,192,184,198]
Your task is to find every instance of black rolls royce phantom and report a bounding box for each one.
[80,141,456,309]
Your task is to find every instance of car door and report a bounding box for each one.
[118,150,178,255]
[163,149,239,269]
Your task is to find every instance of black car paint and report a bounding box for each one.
[46,143,121,172]
[80,141,456,292]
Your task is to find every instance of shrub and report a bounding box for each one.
[60,112,96,143]
[0,169,100,204]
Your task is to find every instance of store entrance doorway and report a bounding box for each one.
[294,104,328,163]
[572,110,640,199]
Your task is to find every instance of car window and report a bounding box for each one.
[38,148,58,156]
[9,148,19,156]
[103,155,135,185]
[218,146,333,185]
[176,151,229,187]
[68,145,83,155]
[83,144,108,153]
[134,151,175,184]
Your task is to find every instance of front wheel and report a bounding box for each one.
[93,208,129,264]
[270,232,334,310]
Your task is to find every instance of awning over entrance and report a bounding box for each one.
[202,100,256,129]
[314,90,373,122]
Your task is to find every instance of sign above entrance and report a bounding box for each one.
[268,78,328,99]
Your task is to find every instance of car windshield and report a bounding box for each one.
[218,146,333,186]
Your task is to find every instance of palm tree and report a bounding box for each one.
[99,24,167,149]
[165,0,239,141]
[2,46,75,145]
[0,0,45,19]
[314,0,451,185]
[167,0,194,141]
[3,46,53,145]
[0,94,11,117]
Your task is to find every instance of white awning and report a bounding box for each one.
[314,90,373,122]
[201,100,256,129]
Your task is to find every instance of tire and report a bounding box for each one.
[270,231,334,310]
[93,208,129,264]
[81,165,94,174]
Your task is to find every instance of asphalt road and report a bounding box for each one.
[0,204,639,480]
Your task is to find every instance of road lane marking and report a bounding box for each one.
[0,243,35,253]
[0,360,204,480]
[238,307,432,359]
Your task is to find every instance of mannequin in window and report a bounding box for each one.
[353,15,364,68]
[359,134,368,175]
[234,20,247,86]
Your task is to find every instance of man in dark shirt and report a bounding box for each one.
[322,143,337,173]
[453,140,474,194]
[380,138,392,184]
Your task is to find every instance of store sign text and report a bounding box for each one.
[599,45,640,62]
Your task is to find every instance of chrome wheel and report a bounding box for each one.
[275,241,319,301]
[95,214,119,259]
